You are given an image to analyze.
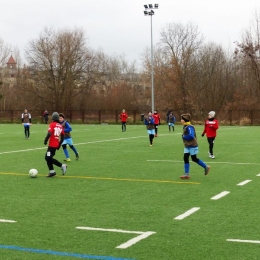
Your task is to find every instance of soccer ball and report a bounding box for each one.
[29,169,38,178]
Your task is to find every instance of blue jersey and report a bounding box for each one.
[60,120,72,139]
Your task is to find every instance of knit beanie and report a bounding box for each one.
[208,111,215,118]
[181,113,191,122]
[59,113,65,119]
[52,112,59,121]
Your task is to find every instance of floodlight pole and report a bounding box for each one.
[150,14,154,113]
[143,4,158,113]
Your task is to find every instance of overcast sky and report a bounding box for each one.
[1,0,260,66]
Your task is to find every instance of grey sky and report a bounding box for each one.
[1,0,260,65]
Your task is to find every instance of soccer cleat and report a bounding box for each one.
[61,164,67,175]
[211,155,215,159]
[46,172,56,177]
[76,154,79,160]
[205,166,211,175]
[63,158,71,162]
[180,175,190,179]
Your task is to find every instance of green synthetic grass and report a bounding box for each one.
[0,123,260,260]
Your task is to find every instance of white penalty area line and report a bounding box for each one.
[147,160,260,165]
[174,207,200,220]
[227,239,260,244]
[76,227,156,249]
[0,219,16,223]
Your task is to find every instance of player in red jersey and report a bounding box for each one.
[119,109,128,132]
[44,112,67,177]
[152,110,161,137]
[201,111,219,159]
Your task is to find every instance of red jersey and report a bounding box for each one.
[120,112,128,122]
[153,113,160,125]
[47,122,64,148]
[202,119,219,138]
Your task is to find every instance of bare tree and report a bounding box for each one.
[234,10,260,106]
[156,22,204,113]
[24,27,96,111]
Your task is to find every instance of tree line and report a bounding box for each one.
[0,12,260,119]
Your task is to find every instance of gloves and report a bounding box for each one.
[201,134,204,137]
[44,140,47,145]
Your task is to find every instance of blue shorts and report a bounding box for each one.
[147,129,155,135]
[168,122,174,126]
[62,138,73,146]
[184,147,198,155]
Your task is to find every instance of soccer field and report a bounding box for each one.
[0,123,259,260]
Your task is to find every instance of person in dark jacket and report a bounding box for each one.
[21,109,32,139]
[144,111,155,146]
[43,110,49,124]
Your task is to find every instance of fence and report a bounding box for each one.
[1,109,260,125]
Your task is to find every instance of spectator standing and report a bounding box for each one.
[201,111,219,159]
[43,110,49,124]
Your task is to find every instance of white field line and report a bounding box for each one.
[237,180,252,186]
[0,135,149,155]
[227,239,260,244]
[174,207,200,220]
[147,160,260,165]
[211,191,230,200]
[76,226,156,249]
[0,219,16,223]
[116,231,156,249]
[257,173,260,176]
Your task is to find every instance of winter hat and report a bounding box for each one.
[208,111,215,118]
[181,113,191,122]
[59,113,65,119]
[52,112,59,121]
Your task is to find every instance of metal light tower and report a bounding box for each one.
[144,4,158,113]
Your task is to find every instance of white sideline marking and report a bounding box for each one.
[76,226,156,249]
[227,239,260,244]
[237,180,252,186]
[174,207,200,220]
[0,219,16,223]
[147,160,260,165]
[211,191,230,200]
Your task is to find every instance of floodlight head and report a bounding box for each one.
[144,4,148,8]
[144,10,148,15]
[154,4,159,8]
[149,4,153,8]
[150,10,154,14]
